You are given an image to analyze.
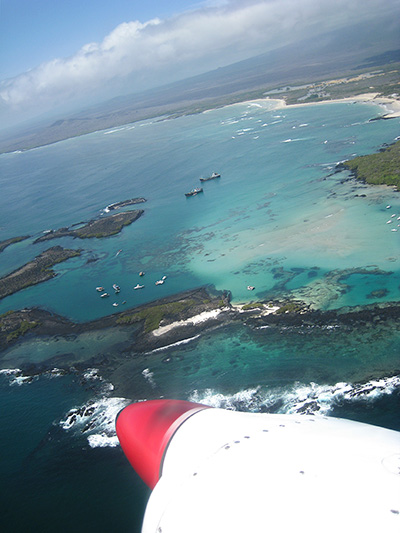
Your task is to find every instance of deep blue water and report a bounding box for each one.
[0,99,399,531]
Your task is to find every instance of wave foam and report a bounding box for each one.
[60,396,130,448]
[189,375,400,416]
[148,335,201,353]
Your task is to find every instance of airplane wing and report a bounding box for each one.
[116,399,400,532]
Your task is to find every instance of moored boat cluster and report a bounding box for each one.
[95,271,168,307]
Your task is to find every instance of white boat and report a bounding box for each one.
[113,284,121,292]
[100,292,109,298]
[247,285,255,291]
[113,302,119,307]
[96,286,104,292]
[155,280,164,285]
[134,284,144,290]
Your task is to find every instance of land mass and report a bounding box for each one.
[339,139,400,189]
[1,287,400,398]
[0,235,30,253]
[104,197,146,212]
[34,209,144,243]
[0,246,81,300]
[1,23,399,154]
[0,286,230,354]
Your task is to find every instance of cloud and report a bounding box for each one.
[0,0,397,117]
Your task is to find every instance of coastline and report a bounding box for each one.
[2,292,400,391]
[3,91,399,156]
[238,92,400,119]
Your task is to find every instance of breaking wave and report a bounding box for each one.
[60,396,131,448]
[189,375,400,416]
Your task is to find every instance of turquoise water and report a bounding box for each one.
[0,100,399,320]
[0,99,399,532]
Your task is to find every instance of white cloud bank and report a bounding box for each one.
[0,0,397,120]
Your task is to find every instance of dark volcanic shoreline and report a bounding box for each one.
[34,209,144,243]
[0,246,81,300]
[1,287,399,388]
[0,236,30,253]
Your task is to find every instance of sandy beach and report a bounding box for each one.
[243,92,400,119]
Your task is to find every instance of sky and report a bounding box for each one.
[1,0,399,128]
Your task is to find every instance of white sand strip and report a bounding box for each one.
[152,308,226,337]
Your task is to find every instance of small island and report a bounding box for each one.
[339,139,400,189]
[34,210,144,243]
[0,246,81,300]
[104,197,146,212]
[0,235,30,253]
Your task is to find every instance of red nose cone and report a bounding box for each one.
[116,399,209,488]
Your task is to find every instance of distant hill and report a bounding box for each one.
[1,17,399,154]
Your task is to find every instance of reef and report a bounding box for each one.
[0,246,81,300]
[34,210,144,243]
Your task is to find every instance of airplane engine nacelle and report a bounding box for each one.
[116,399,400,533]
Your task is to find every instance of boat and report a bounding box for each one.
[185,187,203,197]
[200,172,221,182]
[113,284,121,292]
[139,271,145,277]
[155,280,164,285]
[100,292,109,298]
[113,303,119,307]
[96,286,104,292]
[134,284,144,290]
[247,286,255,291]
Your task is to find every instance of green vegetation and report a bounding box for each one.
[343,140,400,188]
[242,302,264,310]
[6,320,38,342]
[275,302,304,314]
[117,299,197,333]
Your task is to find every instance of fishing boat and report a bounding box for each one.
[200,172,221,182]
[185,187,203,197]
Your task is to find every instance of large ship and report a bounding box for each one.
[185,187,203,197]
[200,172,221,182]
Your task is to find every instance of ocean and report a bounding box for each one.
[0,99,399,532]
